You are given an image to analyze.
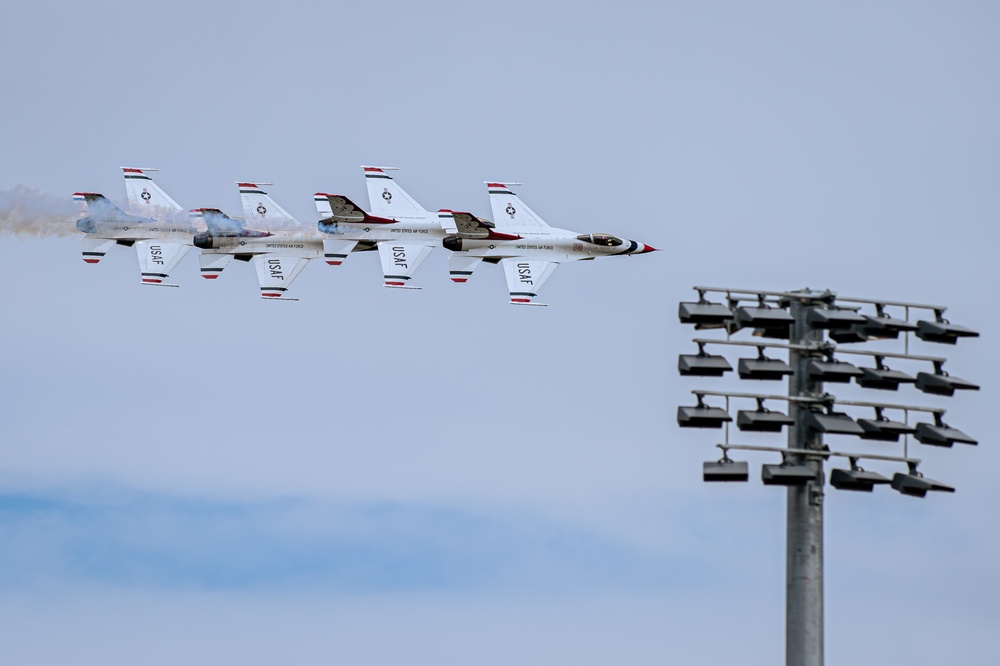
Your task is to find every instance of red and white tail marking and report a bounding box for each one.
[121,167,184,218]
[362,165,427,218]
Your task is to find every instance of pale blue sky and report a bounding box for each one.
[1,1,998,664]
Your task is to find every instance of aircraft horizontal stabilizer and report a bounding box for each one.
[448,254,483,283]
[199,252,234,280]
[80,236,116,264]
[323,238,359,266]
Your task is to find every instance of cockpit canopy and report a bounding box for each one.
[577,233,624,247]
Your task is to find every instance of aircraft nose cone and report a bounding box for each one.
[636,243,657,253]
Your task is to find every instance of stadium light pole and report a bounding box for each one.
[784,293,825,665]
[677,286,979,666]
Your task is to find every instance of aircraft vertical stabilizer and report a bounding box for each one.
[363,166,427,217]
[121,167,184,219]
[486,182,550,231]
[238,182,299,229]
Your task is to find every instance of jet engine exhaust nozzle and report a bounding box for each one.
[193,232,215,249]
[317,220,340,235]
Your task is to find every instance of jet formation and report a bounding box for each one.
[74,167,657,305]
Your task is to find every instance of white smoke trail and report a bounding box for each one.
[0,186,78,238]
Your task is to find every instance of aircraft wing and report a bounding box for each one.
[377,242,434,289]
[501,258,558,306]
[254,255,311,299]
[136,241,191,286]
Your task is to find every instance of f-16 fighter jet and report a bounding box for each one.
[73,167,194,286]
[441,182,657,306]
[313,166,447,289]
[191,182,323,300]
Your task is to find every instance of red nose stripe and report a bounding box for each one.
[638,244,657,253]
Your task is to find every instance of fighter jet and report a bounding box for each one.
[191,182,323,300]
[73,167,194,286]
[441,182,657,306]
[313,166,448,289]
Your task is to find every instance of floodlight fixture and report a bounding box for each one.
[828,326,869,344]
[734,296,794,333]
[737,399,795,433]
[856,304,918,340]
[806,357,863,383]
[891,463,955,498]
[915,312,980,345]
[738,346,794,381]
[679,295,734,327]
[915,362,980,397]
[829,458,891,492]
[855,359,915,391]
[678,342,732,377]
[828,299,924,342]
[703,454,750,482]
[857,408,916,442]
[677,394,732,429]
[913,413,977,447]
[762,457,820,486]
[804,407,865,436]
[807,305,867,330]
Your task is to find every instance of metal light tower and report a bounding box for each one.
[677,287,979,666]
[785,295,824,665]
